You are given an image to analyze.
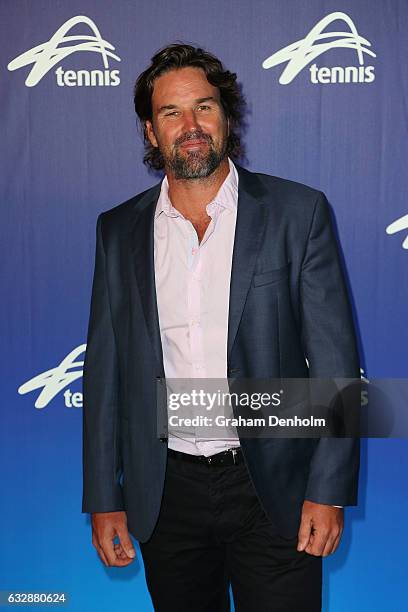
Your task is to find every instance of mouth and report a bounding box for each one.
[179,139,209,150]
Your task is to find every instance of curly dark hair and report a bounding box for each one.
[134,43,246,170]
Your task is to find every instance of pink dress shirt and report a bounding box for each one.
[154,158,241,456]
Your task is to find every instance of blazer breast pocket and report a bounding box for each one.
[252,263,291,288]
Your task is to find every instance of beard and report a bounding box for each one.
[162,131,228,179]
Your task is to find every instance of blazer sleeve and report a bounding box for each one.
[82,214,124,513]
[300,192,360,506]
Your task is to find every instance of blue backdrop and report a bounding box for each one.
[1,0,407,610]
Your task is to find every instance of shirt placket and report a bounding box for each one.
[187,224,206,379]
[186,205,219,379]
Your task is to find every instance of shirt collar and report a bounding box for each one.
[154,157,239,220]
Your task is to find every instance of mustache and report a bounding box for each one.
[174,131,213,147]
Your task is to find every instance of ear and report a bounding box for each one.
[145,120,158,148]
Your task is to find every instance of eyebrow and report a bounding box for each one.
[158,96,218,113]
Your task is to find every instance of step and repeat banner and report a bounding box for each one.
[1,0,407,610]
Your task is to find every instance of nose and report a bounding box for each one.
[183,110,200,132]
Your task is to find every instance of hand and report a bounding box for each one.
[297,501,343,557]
[91,511,136,567]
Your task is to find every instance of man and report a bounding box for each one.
[82,44,360,611]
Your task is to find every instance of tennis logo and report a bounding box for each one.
[7,15,120,87]
[262,11,376,85]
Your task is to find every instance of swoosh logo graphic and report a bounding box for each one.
[262,11,376,84]
[386,214,408,250]
[18,344,86,408]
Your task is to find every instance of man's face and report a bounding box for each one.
[145,67,229,179]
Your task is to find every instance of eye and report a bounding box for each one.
[165,111,179,117]
[197,105,211,111]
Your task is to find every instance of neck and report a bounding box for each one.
[166,157,230,221]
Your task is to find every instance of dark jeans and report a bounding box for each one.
[139,451,322,612]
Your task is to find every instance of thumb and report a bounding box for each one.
[297,514,312,552]
[117,528,136,558]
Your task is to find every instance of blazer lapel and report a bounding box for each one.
[227,166,267,360]
[129,183,165,377]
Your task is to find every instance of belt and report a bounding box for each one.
[168,447,243,467]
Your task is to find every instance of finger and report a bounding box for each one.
[305,530,329,556]
[116,528,136,559]
[297,516,313,551]
[324,530,342,556]
[92,533,109,567]
[114,543,129,560]
[304,535,315,555]
[321,534,339,557]
[96,543,110,566]
[331,532,342,554]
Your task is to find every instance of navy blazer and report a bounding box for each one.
[82,165,360,541]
